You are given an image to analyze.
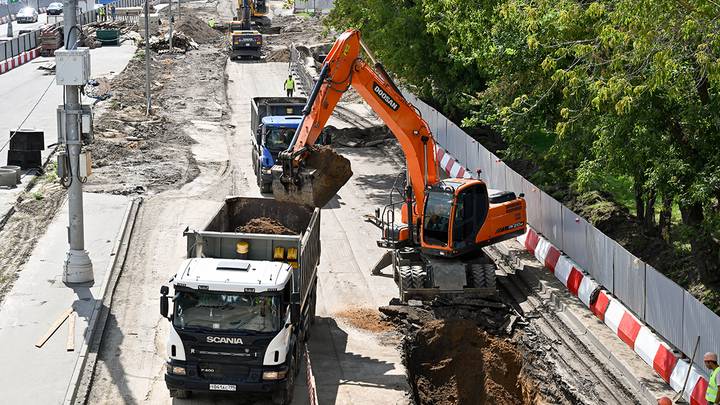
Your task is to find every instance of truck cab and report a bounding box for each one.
[252,116,302,193]
[162,259,300,403]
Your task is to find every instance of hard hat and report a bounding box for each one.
[704,352,718,362]
[657,397,672,405]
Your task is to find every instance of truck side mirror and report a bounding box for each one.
[160,286,169,318]
[290,292,301,324]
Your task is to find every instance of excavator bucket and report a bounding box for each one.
[271,146,353,208]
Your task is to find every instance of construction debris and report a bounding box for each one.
[40,25,63,57]
[35,308,73,348]
[149,31,199,53]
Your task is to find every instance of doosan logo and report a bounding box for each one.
[207,336,244,344]
[373,83,400,111]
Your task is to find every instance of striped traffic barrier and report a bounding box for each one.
[633,326,679,383]
[603,299,643,348]
[670,361,708,405]
[591,290,611,321]
[434,146,474,179]
[0,48,40,75]
[577,275,600,308]
[533,236,551,265]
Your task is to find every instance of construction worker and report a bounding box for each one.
[208,17,216,28]
[98,5,106,22]
[284,75,295,97]
[657,397,672,405]
[706,352,720,404]
[110,4,116,21]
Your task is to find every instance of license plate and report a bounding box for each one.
[209,384,237,391]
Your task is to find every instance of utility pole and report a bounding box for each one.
[5,0,13,38]
[144,0,150,114]
[61,0,93,283]
[168,0,172,52]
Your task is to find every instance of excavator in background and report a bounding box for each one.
[271,29,528,301]
[229,0,263,59]
[235,0,271,26]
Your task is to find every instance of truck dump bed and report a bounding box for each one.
[251,97,307,134]
[184,197,320,307]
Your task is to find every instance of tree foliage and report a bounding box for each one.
[328,0,720,290]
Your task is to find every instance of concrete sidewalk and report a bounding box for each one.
[0,192,130,405]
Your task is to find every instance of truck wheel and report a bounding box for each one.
[271,355,296,405]
[410,265,427,288]
[169,389,190,399]
[261,181,272,194]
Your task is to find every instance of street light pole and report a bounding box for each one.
[144,0,150,114]
[5,1,13,38]
[62,0,93,283]
[168,0,172,52]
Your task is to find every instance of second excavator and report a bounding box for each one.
[272,29,527,300]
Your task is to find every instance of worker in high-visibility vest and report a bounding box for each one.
[706,352,720,404]
[284,75,295,97]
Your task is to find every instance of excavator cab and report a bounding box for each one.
[421,180,489,256]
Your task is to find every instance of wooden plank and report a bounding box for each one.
[66,312,76,352]
[35,307,73,348]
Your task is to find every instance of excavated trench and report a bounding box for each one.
[405,319,536,405]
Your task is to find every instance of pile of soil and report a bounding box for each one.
[304,145,353,206]
[324,125,392,148]
[175,14,222,44]
[336,308,394,333]
[236,218,297,235]
[149,31,199,53]
[406,319,527,405]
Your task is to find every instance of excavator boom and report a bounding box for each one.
[272,29,438,208]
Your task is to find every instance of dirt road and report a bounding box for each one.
[86,8,409,403]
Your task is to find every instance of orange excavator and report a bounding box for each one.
[272,29,527,300]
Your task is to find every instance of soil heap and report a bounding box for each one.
[236,218,297,235]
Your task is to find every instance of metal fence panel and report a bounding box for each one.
[486,153,500,189]
[539,191,562,246]
[0,42,7,61]
[11,38,19,57]
[506,167,524,196]
[561,206,590,270]
[645,266,684,350]
[522,179,542,228]
[683,292,720,370]
[586,227,614,291]
[613,243,646,318]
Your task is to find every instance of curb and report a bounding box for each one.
[0,48,41,75]
[62,197,143,405]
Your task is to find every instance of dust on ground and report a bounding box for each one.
[236,217,297,235]
[336,307,394,333]
[85,10,229,196]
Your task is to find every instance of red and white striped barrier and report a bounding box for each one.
[435,146,474,179]
[670,360,709,405]
[515,226,706,400]
[0,48,40,75]
[634,326,679,383]
[305,346,319,405]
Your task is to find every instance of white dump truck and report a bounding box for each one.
[160,197,320,404]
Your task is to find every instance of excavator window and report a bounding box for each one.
[452,185,489,249]
[422,190,453,246]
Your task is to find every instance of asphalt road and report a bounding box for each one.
[0,11,52,38]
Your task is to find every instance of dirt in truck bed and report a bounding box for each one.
[236,217,297,235]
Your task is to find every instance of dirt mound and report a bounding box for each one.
[265,46,290,62]
[407,319,526,405]
[175,15,221,44]
[336,308,394,333]
[324,125,392,148]
[236,218,297,235]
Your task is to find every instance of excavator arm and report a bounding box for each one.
[273,29,439,208]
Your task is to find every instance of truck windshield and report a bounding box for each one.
[173,291,283,333]
[266,127,295,150]
[423,191,453,246]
